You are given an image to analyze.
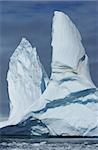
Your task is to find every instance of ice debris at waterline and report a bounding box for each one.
[0,11,98,137]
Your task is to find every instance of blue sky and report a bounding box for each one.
[0,1,98,117]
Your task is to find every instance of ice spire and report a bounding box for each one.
[51,11,85,71]
[51,11,95,87]
[6,38,49,124]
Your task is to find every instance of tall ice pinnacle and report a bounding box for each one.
[51,11,85,71]
[51,11,95,87]
[6,38,49,125]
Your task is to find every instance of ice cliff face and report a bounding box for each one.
[0,11,98,137]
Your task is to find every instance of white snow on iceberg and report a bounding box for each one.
[27,11,98,136]
[0,11,98,137]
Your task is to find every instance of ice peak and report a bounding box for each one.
[54,11,69,20]
[19,37,34,53]
[20,37,30,46]
[51,11,85,70]
[10,38,37,63]
[21,37,27,42]
[6,38,49,124]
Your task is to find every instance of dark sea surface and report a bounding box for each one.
[0,138,98,150]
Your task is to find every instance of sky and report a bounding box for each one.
[0,1,98,118]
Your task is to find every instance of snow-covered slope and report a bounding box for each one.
[0,38,49,128]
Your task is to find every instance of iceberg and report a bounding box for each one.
[26,11,98,136]
[0,11,98,137]
[0,38,49,128]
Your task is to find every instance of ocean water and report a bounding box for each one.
[0,138,98,150]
